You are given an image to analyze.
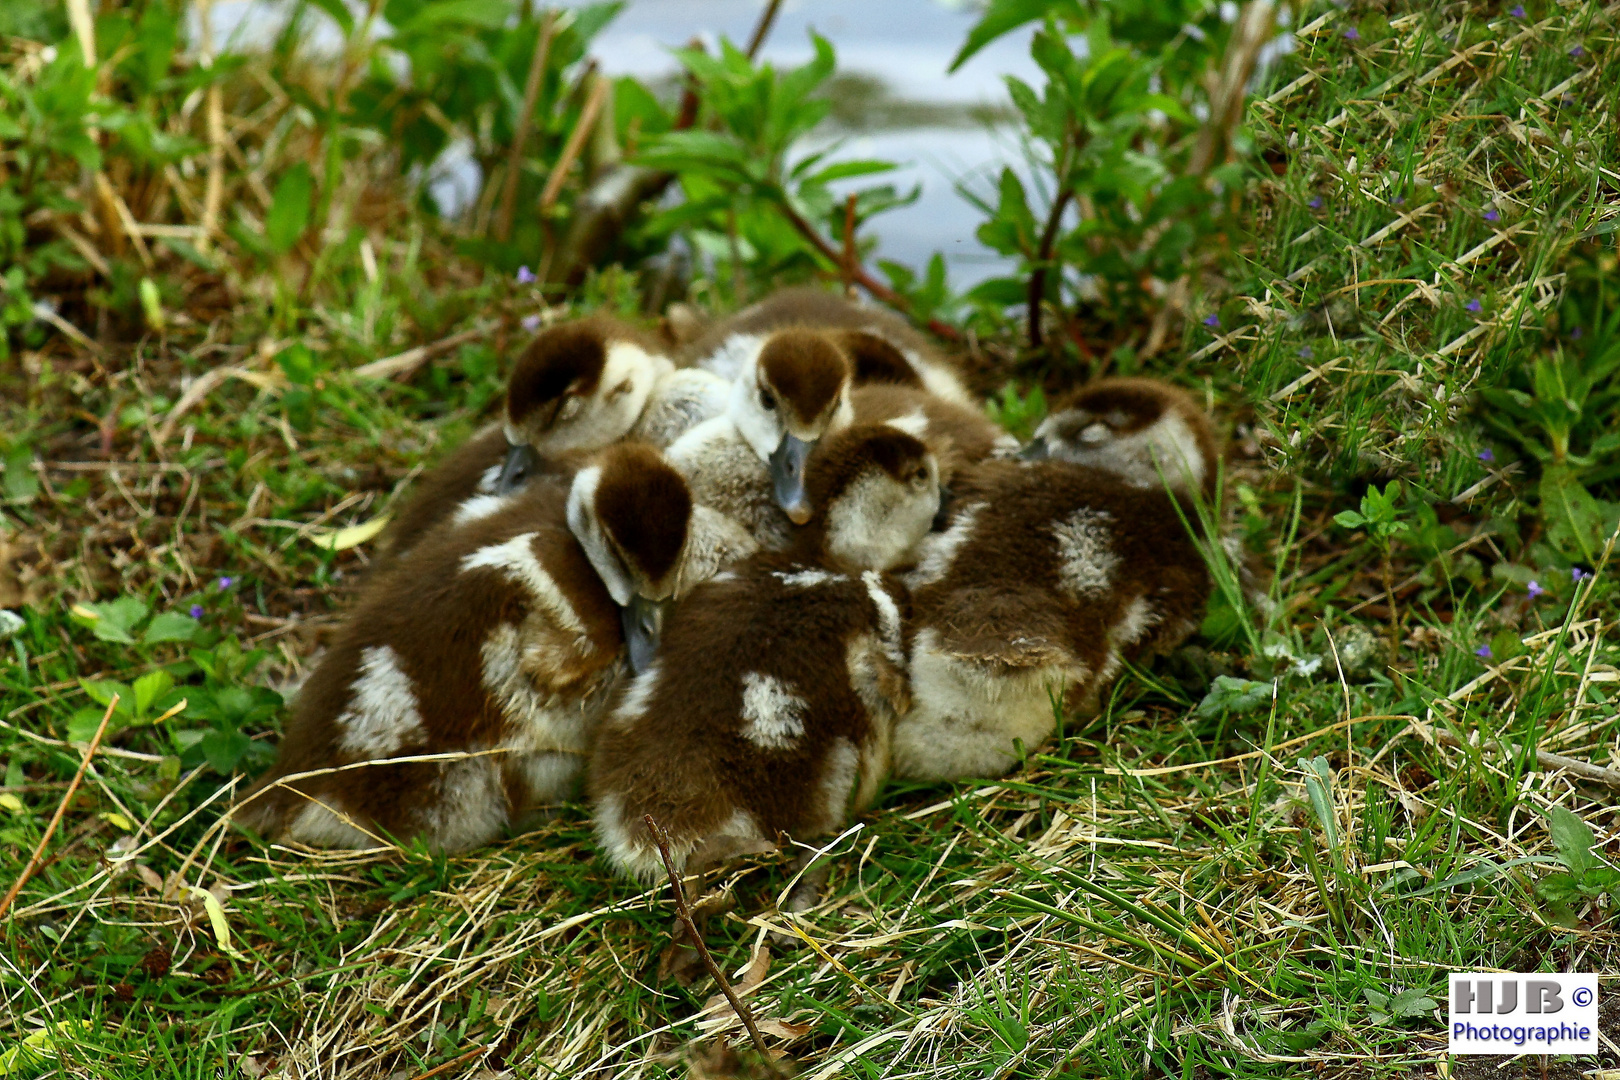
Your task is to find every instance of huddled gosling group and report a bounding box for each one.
[237,286,1219,897]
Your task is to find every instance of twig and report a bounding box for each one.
[31,303,107,360]
[643,815,781,1074]
[775,199,962,342]
[0,695,118,923]
[1416,722,1620,791]
[63,0,95,68]
[1027,186,1073,350]
[744,0,785,60]
[197,0,225,251]
[350,326,486,381]
[841,192,859,298]
[405,1041,495,1080]
[539,66,609,213]
[495,10,558,243]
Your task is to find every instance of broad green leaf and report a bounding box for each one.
[1333,510,1366,529]
[0,1022,93,1075]
[395,0,514,33]
[2,446,38,504]
[132,670,175,715]
[1299,755,1338,851]
[0,794,23,813]
[80,680,133,713]
[1195,675,1272,718]
[142,612,199,644]
[265,163,314,255]
[949,0,1083,72]
[1547,805,1598,879]
[303,0,356,36]
[200,728,252,774]
[69,597,149,644]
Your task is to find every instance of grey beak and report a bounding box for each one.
[620,594,669,674]
[931,485,954,532]
[1018,437,1049,462]
[495,442,540,495]
[768,433,814,525]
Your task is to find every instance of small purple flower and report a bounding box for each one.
[1527,580,1544,599]
[1572,567,1589,583]
[1465,298,1483,313]
[1203,314,1221,329]
[1475,644,1493,659]
[1569,44,1585,58]
[516,265,536,285]
[1308,196,1323,210]
[1343,27,1361,41]
[216,576,233,590]
[521,313,543,333]
[1484,208,1500,222]
[189,604,204,619]
[1509,4,1525,16]
[1392,195,1406,206]
[1562,94,1576,107]
[1478,448,1495,463]
[1570,326,1584,340]
[1298,345,1315,359]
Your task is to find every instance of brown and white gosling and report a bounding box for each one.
[665,326,857,549]
[893,387,1219,782]
[1022,377,1218,498]
[686,285,974,406]
[382,316,729,562]
[588,423,942,886]
[851,383,1019,483]
[235,443,753,852]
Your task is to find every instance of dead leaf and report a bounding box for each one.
[133,864,163,892]
[753,1019,813,1041]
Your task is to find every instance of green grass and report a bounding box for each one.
[3,2,1620,1077]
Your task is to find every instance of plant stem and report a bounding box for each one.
[776,198,961,342]
[643,815,781,1075]
[0,695,118,923]
[1027,187,1073,350]
[495,10,558,243]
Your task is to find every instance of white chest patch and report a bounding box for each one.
[451,493,510,528]
[335,645,426,759]
[1052,507,1118,598]
[772,568,847,589]
[739,672,808,751]
[460,533,587,639]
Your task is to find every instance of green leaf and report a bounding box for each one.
[142,612,199,645]
[395,0,514,33]
[69,597,149,644]
[1547,805,1598,879]
[132,670,175,716]
[1299,755,1339,851]
[265,163,314,255]
[200,728,252,774]
[1195,675,1272,718]
[949,0,1082,72]
[1333,510,1367,529]
[2,446,38,504]
[303,0,356,36]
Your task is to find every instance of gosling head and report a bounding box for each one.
[498,318,669,493]
[804,424,941,573]
[729,329,855,526]
[1022,377,1217,497]
[567,443,693,674]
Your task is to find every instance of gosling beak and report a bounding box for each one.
[931,485,955,532]
[495,442,539,495]
[620,594,670,675]
[769,433,814,525]
[1018,437,1049,462]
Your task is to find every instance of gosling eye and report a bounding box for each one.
[910,467,929,485]
[609,379,634,399]
[759,388,777,412]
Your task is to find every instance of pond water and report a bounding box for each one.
[208,0,1033,286]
